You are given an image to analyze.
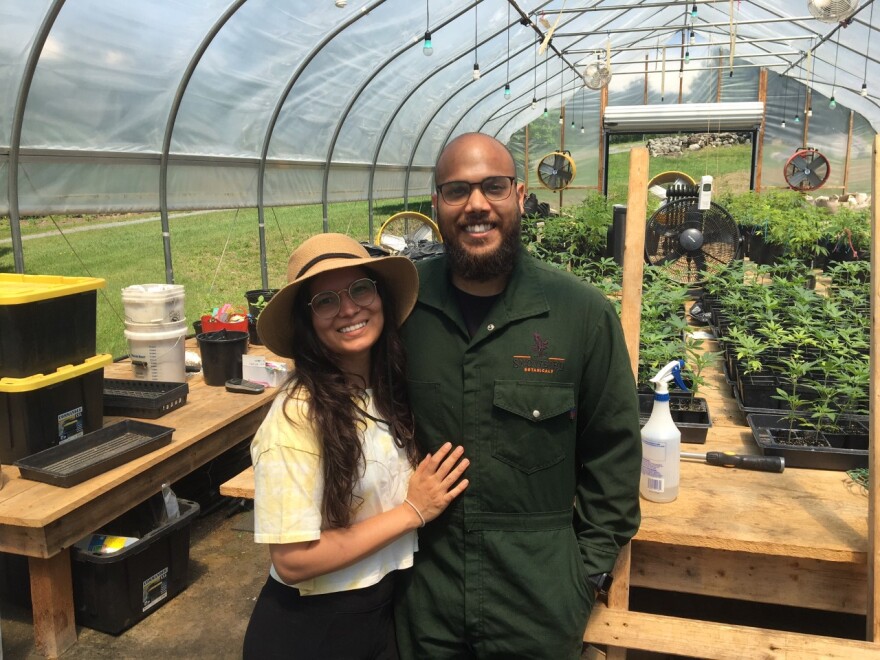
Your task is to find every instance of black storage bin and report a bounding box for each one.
[71,495,200,634]
[0,354,110,464]
[0,274,104,378]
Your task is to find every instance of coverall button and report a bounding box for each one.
[532,409,540,418]
[487,323,495,331]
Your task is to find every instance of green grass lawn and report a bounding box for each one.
[0,198,431,359]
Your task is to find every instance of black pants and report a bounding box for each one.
[242,572,399,660]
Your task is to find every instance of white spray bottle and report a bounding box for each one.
[639,359,687,503]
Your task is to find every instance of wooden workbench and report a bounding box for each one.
[0,343,285,658]
[219,336,878,656]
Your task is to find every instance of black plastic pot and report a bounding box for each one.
[196,330,249,386]
[244,289,279,346]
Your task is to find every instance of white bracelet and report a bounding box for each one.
[403,498,426,528]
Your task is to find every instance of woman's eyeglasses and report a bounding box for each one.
[435,176,516,206]
[309,278,378,319]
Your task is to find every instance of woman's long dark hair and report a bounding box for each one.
[282,269,418,528]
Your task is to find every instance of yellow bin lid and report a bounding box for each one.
[0,354,112,393]
[0,274,106,305]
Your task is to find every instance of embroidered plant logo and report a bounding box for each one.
[513,333,565,374]
[533,332,549,358]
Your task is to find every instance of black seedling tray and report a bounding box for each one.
[747,413,868,471]
[103,379,188,419]
[15,420,174,487]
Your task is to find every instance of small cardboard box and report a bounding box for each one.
[242,355,288,388]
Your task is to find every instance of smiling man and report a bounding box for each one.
[394,132,642,660]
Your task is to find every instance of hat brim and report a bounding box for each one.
[257,254,418,359]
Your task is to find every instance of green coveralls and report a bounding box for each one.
[395,250,642,660]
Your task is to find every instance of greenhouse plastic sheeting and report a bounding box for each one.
[2,0,879,217]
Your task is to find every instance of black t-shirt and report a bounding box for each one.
[452,285,501,338]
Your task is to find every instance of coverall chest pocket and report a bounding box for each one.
[491,380,575,474]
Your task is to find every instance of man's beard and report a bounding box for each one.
[444,214,522,282]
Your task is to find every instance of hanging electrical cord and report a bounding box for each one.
[829,36,840,108]
[532,38,538,108]
[580,88,585,134]
[504,3,511,99]
[543,50,549,117]
[559,58,564,124]
[794,56,803,123]
[807,40,815,117]
[781,75,789,128]
[473,2,480,81]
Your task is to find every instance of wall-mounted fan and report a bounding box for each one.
[783,148,830,192]
[806,0,857,24]
[583,53,612,91]
[537,150,576,191]
[375,211,441,254]
[645,187,741,287]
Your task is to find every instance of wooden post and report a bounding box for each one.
[844,110,854,195]
[604,146,649,660]
[868,134,880,642]
[30,552,78,658]
[802,88,812,147]
[755,69,768,193]
[715,50,723,102]
[524,124,530,196]
[644,54,649,104]
[560,105,566,210]
[599,85,609,193]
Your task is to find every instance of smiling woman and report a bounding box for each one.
[242,232,469,659]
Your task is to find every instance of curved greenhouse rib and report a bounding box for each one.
[364,0,558,234]
[255,1,386,287]
[320,0,481,241]
[404,0,656,199]
[158,0,247,285]
[7,0,66,273]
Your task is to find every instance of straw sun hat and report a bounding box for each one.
[257,233,418,358]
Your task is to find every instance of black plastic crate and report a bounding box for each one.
[0,355,110,464]
[103,379,189,419]
[15,419,174,487]
[0,275,104,378]
[71,496,200,634]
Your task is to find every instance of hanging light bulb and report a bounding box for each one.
[685,51,690,63]
[580,125,585,134]
[861,83,868,97]
[570,119,575,129]
[558,114,563,125]
[690,30,695,46]
[531,97,538,109]
[422,31,433,56]
[504,83,511,99]
[795,114,800,123]
[543,106,548,118]
[781,120,786,128]
[807,106,813,118]
[335,0,347,6]
[829,96,837,109]
[690,3,697,18]
[473,63,480,81]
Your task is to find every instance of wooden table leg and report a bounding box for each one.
[29,550,77,658]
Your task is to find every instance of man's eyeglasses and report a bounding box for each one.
[435,176,516,206]
[309,278,378,319]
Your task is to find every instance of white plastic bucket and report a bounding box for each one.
[122,284,185,324]
[124,323,187,382]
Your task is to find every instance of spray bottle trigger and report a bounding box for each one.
[671,362,689,392]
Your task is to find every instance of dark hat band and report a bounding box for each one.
[295,252,360,279]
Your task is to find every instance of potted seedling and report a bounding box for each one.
[245,288,279,346]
